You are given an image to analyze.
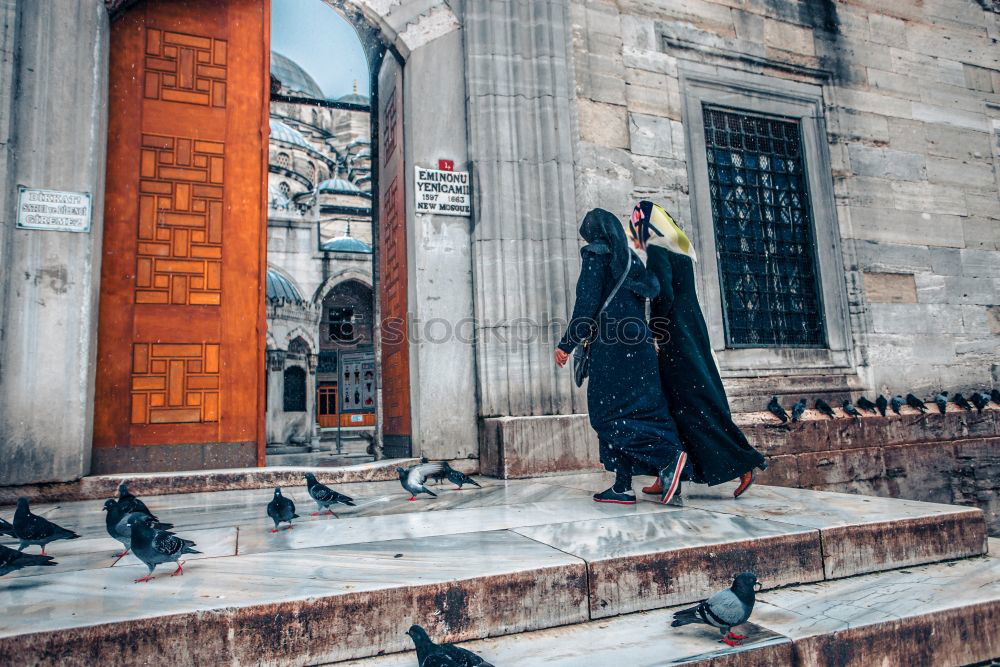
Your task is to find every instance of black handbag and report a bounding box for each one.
[573,253,633,387]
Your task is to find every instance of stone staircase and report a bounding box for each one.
[0,471,996,666]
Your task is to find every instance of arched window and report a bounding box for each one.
[276,152,290,168]
[283,366,306,412]
[279,181,290,195]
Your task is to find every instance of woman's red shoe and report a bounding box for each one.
[734,470,755,498]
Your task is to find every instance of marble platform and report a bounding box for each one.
[0,473,991,665]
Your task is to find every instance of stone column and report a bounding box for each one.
[0,0,109,485]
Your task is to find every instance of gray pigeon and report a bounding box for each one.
[905,393,928,413]
[890,395,904,415]
[445,464,482,491]
[766,397,788,423]
[856,396,877,414]
[12,498,80,555]
[814,398,836,419]
[117,482,165,523]
[934,392,948,414]
[103,498,173,558]
[842,401,861,419]
[970,392,989,413]
[991,389,1000,405]
[304,473,355,516]
[953,392,972,411]
[127,514,200,583]
[398,463,443,501]
[0,543,56,576]
[266,487,299,532]
[875,394,888,416]
[406,624,494,667]
[0,517,14,538]
[671,572,760,646]
[790,398,807,422]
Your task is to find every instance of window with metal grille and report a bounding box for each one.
[283,366,307,412]
[703,105,826,348]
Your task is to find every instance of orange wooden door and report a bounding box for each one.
[376,54,411,455]
[317,384,338,428]
[93,0,269,473]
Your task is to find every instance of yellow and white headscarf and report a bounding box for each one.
[629,201,696,261]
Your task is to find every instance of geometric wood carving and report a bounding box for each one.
[144,28,227,107]
[131,343,221,424]
[136,134,224,305]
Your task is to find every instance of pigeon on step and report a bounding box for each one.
[406,624,494,666]
[790,398,807,422]
[890,395,904,415]
[970,392,989,413]
[766,397,788,423]
[875,394,888,417]
[842,401,861,419]
[266,488,299,532]
[304,473,355,516]
[103,499,173,558]
[398,463,443,501]
[906,393,928,413]
[0,517,14,538]
[815,398,836,419]
[127,514,200,583]
[116,482,165,523]
[444,463,482,490]
[856,396,877,414]
[12,498,80,555]
[934,392,949,414]
[671,572,761,647]
[991,389,1000,406]
[953,393,972,411]
[0,543,56,576]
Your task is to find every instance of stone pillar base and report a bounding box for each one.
[480,414,602,479]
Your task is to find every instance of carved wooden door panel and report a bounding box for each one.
[376,55,412,455]
[94,0,268,472]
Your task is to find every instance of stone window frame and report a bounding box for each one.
[679,63,853,373]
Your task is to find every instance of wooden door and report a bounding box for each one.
[376,54,411,456]
[317,384,338,429]
[93,0,269,473]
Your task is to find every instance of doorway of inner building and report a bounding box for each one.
[263,0,407,467]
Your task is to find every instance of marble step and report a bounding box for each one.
[340,540,1000,667]
[0,476,989,665]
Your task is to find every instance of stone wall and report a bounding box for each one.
[569,0,1000,400]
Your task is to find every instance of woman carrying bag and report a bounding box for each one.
[554,208,687,506]
[628,201,765,499]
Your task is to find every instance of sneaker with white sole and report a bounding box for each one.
[657,451,687,505]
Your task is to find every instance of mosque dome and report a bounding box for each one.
[337,92,370,106]
[317,177,368,196]
[266,268,305,304]
[320,236,372,254]
[270,51,325,99]
[269,117,313,151]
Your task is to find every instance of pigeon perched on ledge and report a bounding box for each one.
[875,394,888,416]
[991,389,1000,405]
[906,393,928,413]
[814,398,836,419]
[891,395,904,415]
[12,498,79,555]
[934,392,949,414]
[406,624,494,666]
[127,514,200,583]
[766,396,788,423]
[842,401,861,419]
[672,572,761,647]
[304,473,355,517]
[970,392,989,413]
[953,393,972,411]
[0,543,56,576]
[266,487,299,532]
[856,396,877,414]
[790,398,807,422]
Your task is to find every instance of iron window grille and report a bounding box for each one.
[703,104,826,348]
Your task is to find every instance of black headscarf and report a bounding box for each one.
[579,208,659,299]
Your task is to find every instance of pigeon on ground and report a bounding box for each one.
[790,398,807,422]
[875,394,888,417]
[856,396,877,414]
[766,397,788,423]
[815,398,836,419]
[0,517,14,538]
[0,543,56,576]
[117,482,168,524]
[12,498,80,555]
[906,393,928,413]
[671,572,761,647]
[890,395,904,415]
[406,624,494,667]
[103,499,173,558]
[970,392,989,413]
[934,392,949,414]
[304,472,355,516]
[842,401,861,419]
[991,389,1000,405]
[266,487,299,532]
[127,514,200,583]
[953,392,972,411]
[445,464,482,491]
[398,463,443,501]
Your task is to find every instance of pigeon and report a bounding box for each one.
[443,463,482,490]
[890,395,904,415]
[991,389,1000,405]
[0,543,56,576]
[103,499,173,558]
[790,398,807,422]
[127,514,200,583]
[875,394,888,417]
[842,401,861,419]
[766,396,788,423]
[12,498,80,555]
[856,396,877,414]
[406,624,494,667]
[0,517,14,538]
[953,392,972,411]
[815,398,836,419]
[398,463,443,501]
[905,393,928,413]
[934,392,949,414]
[266,487,299,532]
[671,572,761,647]
[304,473,355,516]
[117,482,167,524]
[970,391,989,413]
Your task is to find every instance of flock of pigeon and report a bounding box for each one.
[767,388,1000,423]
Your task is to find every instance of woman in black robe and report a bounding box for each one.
[628,201,766,498]
[554,208,687,505]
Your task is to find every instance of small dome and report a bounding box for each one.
[337,92,370,106]
[271,51,325,99]
[317,177,365,195]
[266,269,305,304]
[269,117,313,151]
[321,236,372,254]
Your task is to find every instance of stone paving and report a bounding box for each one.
[0,471,992,665]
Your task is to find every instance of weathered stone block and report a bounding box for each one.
[863,272,917,304]
[795,448,885,487]
[577,98,629,148]
[627,112,674,158]
[480,414,601,479]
